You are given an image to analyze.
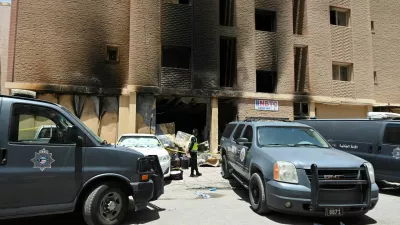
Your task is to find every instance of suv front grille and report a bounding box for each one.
[305,169,360,189]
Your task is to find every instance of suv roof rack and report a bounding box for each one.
[244,117,291,122]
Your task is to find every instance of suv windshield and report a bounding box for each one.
[257,126,330,148]
[118,136,162,148]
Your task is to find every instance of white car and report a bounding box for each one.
[117,133,171,178]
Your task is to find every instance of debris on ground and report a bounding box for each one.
[198,153,221,167]
[196,191,211,199]
[209,188,217,191]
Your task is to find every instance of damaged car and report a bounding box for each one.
[220,120,379,217]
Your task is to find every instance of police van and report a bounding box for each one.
[298,117,400,185]
[0,95,164,225]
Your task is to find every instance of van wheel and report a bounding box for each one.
[83,183,129,225]
[221,154,232,179]
[249,173,271,214]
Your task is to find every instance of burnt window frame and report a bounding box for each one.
[161,45,192,69]
[256,70,278,93]
[220,0,235,26]
[255,9,277,32]
[293,102,310,117]
[105,45,120,64]
[220,36,237,88]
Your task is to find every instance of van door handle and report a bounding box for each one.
[0,148,7,165]
[368,146,373,153]
[377,146,382,154]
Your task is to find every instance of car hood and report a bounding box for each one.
[124,146,168,157]
[264,147,367,169]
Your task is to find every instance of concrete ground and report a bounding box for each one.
[3,167,400,225]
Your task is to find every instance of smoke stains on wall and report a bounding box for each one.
[36,93,120,143]
[136,95,156,134]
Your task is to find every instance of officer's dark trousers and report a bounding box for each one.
[190,152,200,175]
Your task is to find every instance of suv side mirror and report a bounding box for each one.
[237,137,251,147]
[163,143,170,148]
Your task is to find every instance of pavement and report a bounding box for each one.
[166,165,240,190]
[3,167,400,225]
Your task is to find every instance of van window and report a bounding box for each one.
[233,124,245,140]
[242,125,253,142]
[383,124,400,145]
[9,104,74,145]
[222,124,236,138]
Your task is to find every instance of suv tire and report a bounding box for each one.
[249,173,271,214]
[83,182,129,225]
[221,154,232,179]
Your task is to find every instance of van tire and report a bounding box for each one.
[221,154,232,179]
[249,173,271,214]
[83,182,129,225]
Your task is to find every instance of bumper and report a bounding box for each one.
[131,178,164,211]
[266,180,379,217]
[160,160,171,178]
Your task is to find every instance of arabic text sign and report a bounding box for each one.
[255,100,279,111]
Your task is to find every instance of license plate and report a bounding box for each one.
[325,208,343,216]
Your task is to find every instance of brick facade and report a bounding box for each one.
[4,0,400,133]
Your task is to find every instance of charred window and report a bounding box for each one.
[220,37,237,87]
[220,0,234,26]
[106,45,120,63]
[162,46,191,69]
[294,102,309,117]
[255,9,276,32]
[256,70,277,93]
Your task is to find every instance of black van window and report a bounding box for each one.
[383,124,400,145]
[233,124,245,140]
[9,104,75,145]
[242,125,253,142]
[222,124,236,138]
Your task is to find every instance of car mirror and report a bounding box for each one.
[237,137,251,146]
[66,126,78,142]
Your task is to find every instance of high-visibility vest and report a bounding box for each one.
[190,135,198,151]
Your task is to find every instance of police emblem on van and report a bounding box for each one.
[392,147,400,160]
[31,149,55,171]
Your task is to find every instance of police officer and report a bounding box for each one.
[188,128,202,177]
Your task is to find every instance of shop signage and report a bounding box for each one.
[255,99,279,111]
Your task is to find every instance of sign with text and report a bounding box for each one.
[255,100,279,111]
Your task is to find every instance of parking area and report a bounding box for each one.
[3,167,400,225]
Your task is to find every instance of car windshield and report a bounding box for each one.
[257,126,330,148]
[60,106,104,144]
[118,136,162,148]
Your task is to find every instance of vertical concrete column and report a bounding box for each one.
[309,102,316,118]
[118,95,130,138]
[210,97,219,154]
[129,92,137,133]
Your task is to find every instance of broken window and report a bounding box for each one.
[220,0,234,26]
[255,9,276,32]
[294,102,309,117]
[256,70,277,93]
[332,63,352,81]
[162,46,191,69]
[293,0,306,35]
[220,37,237,87]
[106,45,120,63]
[164,0,190,5]
[294,46,308,93]
[330,7,350,26]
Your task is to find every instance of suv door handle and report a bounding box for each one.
[377,146,382,154]
[368,146,373,153]
[0,148,7,165]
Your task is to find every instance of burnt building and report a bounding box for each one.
[4,0,400,150]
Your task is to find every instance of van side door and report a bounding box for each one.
[0,100,82,215]
[378,123,400,182]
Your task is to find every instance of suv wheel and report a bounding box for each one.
[221,154,232,179]
[83,182,129,225]
[249,173,271,214]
